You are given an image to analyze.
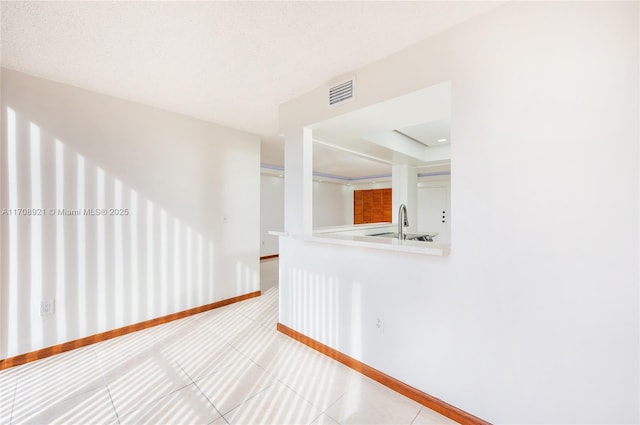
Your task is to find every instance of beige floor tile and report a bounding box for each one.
[160,323,245,381]
[93,326,163,366]
[195,357,276,415]
[119,383,220,425]
[324,377,422,425]
[104,350,192,417]
[224,382,322,425]
[149,314,209,348]
[254,335,328,383]
[259,286,279,306]
[14,386,117,425]
[278,354,363,411]
[200,309,257,342]
[0,367,18,424]
[12,347,105,422]
[411,408,459,424]
[239,300,278,329]
[222,320,279,350]
[310,413,341,425]
[221,324,295,371]
[209,415,230,424]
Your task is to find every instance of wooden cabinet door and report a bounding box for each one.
[371,190,383,222]
[353,188,392,224]
[382,188,392,222]
[363,190,373,223]
[354,191,364,224]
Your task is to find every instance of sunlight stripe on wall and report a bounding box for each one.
[197,234,204,303]
[130,190,139,322]
[30,123,43,349]
[114,179,124,326]
[77,155,87,336]
[55,140,67,341]
[160,209,168,314]
[186,226,193,307]
[97,168,106,331]
[146,201,154,317]
[208,242,214,301]
[6,108,19,356]
[173,218,181,310]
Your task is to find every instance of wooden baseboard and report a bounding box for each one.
[260,254,279,260]
[0,290,261,370]
[277,323,491,425]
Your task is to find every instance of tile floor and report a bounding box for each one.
[0,259,457,425]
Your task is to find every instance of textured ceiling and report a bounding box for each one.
[1,1,500,167]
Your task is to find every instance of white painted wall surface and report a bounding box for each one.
[1,69,261,358]
[313,181,353,228]
[260,174,284,257]
[261,175,352,254]
[279,2,639,423]
[392,165,417,233]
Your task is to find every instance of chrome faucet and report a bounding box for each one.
[398,203,409,240]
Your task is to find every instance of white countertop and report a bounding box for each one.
[312,222,393,234]
[268,230,289,237]
[293,233,449,256]
[271,223,448,256]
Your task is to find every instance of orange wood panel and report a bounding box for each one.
[382,188,392,222]
[363,190,373,223]
[371,190,383,222]
[353,188,393,224]
[353,190,364,224]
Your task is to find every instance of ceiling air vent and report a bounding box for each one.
[328,77,355,108]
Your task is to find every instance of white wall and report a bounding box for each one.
[260,174,284,257]
[279,2,639,423]
[261,175,352,251]
[313,181,353,228]
[1,69,261,359]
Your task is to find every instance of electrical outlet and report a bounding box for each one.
[40,300,55,316]
[375,314,384,334]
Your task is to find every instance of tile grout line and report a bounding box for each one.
[104,381,121,424]
[176,361,227,422]
[8,367,20,425]
[307,411,325,425]
[216,380,279,420]
[200,327,292,420]
[410,407,421,425]
[112,359,195,421]
[322,393,345,424]
[253,330,343,421]
[94,346,121,424]
[270,358,346,420]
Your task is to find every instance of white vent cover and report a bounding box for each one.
[328,77,355,107]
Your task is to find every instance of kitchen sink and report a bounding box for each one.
[369,232,436,242]
[409,235,434,242]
